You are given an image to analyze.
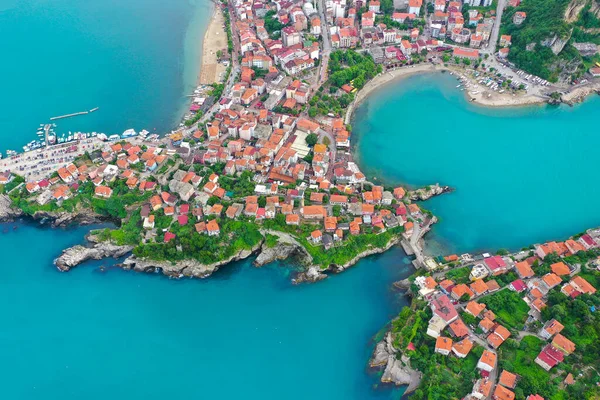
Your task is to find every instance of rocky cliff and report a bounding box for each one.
[121,241,263,279]
[54,242,134,271]
[33,209,105,227]
[370,332,418,387]
[0,194,23,222]
[254,231,313,267]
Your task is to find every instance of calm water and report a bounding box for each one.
[0,0,211,152]
[353,72,600,254]
[0,222,410,399]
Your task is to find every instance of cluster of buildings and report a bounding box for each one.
[410,229,600,400]
[233,0,320,77]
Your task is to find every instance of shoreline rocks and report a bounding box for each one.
[0,194,23,222]
[370,332,417,388]
[121,241,263,279]
[407,183,453,202]
[54,242,134,271]
[292,266,328,284]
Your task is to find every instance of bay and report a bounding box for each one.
[0,0,212,152]
[353,72,600,254]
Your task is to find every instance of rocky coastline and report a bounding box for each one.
[407,183,453,202]
[370,331,421,392]
[54,242,134,271]
[0,194,23,222]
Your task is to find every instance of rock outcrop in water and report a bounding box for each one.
[33,209,104,227]
[54,242,134,271]
[407,184,452,201]
[292,266,328,284]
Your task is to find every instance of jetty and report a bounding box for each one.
[50,107,99,121]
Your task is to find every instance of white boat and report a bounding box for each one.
[108,134,121,141]
[122,128,137,137]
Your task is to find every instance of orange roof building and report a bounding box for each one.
[448,319,469,338]
[499,370,518,389]
[550,262,570,276]
[434,336,453,355]
[451,338,473,358]
[465,301,486,317]
[515,261,534,279]
[552,334,576,355]
[493,384,515,400]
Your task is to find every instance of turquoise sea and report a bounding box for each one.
[0,0,212,152]
[0,222,410,399]
[353,72,600,254]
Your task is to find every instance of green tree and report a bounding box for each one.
[305,133,318,146]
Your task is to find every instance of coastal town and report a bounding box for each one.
[371,229,600,399]
[1,0,600,398]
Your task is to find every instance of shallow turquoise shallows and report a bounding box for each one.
[0,0,212,152]
[0,222,411,399]
[353,72,600,254]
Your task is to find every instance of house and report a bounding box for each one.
[484,256,508,275]
[477,350,496,372]
[452,338,473,358]
[515,261,534,279]
[499,34,512,47]
[414,276,438,297]
[206,220,220,236]
[470,378,493,399]
[487,325,511,349]
[448,319,469,338]
[310,229,323,243]
[509,279,527,293]
[453,47,479,60]
[470,263,489,280]
[479,317,495,333]
[286,214,300,225]
[451,284,474,301]
[434,336,453,355]
[539,319,564,340]
[143,215,155,229]
[470,279,488,297]
[493,384,515,400]
[408,0,422,15]
[94,186,113,199]
[465,301,486,318]
[541,273,562,290]
[552,334,576,355]
[550,262,571,276]
[513,11,526,25]
[431,294,458,323]
[499,370,518,389]
[302,205,326,220]
[164,232,176,243]
[535,344,564,371]
[562,275,597,296]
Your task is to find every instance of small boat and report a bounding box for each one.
[89,107,99,113]
[122,128,137,138]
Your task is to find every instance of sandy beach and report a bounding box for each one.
[346,63,550,124]
[199,5,227,85]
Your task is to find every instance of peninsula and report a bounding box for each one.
[1,0,600,398]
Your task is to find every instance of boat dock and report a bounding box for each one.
[50,107,99,121]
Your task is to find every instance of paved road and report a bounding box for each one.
[315,0,332,89]
[484,0,507,54]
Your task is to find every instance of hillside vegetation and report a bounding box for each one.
[501,0,600,81]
